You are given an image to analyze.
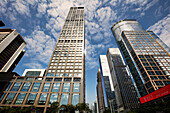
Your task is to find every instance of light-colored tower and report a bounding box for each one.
[111,19,170,97]
[45,7,85,105]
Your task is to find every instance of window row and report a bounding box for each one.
[0,93,79,106]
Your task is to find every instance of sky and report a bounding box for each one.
[0,0,170,106]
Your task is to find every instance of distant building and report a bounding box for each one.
[99,55,117,113]
[0,28,26,72]
[92,101,97,113]
[111,19,170,97]
[107,48,140,112]
[96,69,105,113]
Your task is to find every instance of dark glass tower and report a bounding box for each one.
[111,20,170,97]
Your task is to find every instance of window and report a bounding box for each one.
[73,83,80,92]
[63,83,70,92]
[38,93,48,105]
[0,93,6,102]
[52,83,60,92]
[11,82,21,91]
[15,93,26,104]
[60,94,69,105]
[46,78,53,81]
[49,94,58,105]
[42,83,51,92]
[54,78,62,81]
[21,83,31,91]
[3,93,16,104]
[64,78,72,82]
[155,81,163,85]
[72,94,79,105]
[25,71,41,77]
[31,83,41,92]
[26,93,37,105]
[74,78,81,82]
[5,82,12,91]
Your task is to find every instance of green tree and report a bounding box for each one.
[47,102,60,113]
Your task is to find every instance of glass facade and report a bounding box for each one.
[5,82,12,91]
[52,83,60,92]
[3,93,16,104]
[49,94,58,105]
[11,82,21,91]
[21,82,31,91]
[31,83,41,92]
[15,93,26,104]
[60,94,69,105]
[42,83,51,92]
[73,83,80,92]
[25,71,41,77]
[63,83,70,92]
[72,94,79,105]
[38,93,48,105]
[26,93,37,105]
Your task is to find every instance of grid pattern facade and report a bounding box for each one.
[121,31,170,94]
[45,7,85,105]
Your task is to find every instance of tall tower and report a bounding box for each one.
[111,20,170,97]
[45,7,85,105]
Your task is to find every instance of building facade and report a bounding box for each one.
[0,7,85,113]
[0,69,46,111]
[0,28,26,72]
[107,48,139,112]
[96,69,105,113]
[111,20,170,97]
[99,55,117,113]
[45,6,85,105]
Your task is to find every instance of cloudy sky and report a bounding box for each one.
[0,0,170,105]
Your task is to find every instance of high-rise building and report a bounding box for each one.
[106,48,139,112]
[96,69,106,113]
[0,28,26,72]
[0,7,85,112]
[0,20,5,27]
[45,6,85,105]
[111,20,170,97]
[99,55,117,113]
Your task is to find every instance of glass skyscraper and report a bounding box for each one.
[111,19,170,97]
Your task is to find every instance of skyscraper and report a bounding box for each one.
[107,48,139,112]
[99,55,117,113]
[96,69,106,113]
[111,20,170,97]
[0,7,85,113]
[0,28,26,72]
[45,7,85,105]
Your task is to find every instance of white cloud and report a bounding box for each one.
[147,14,170,47]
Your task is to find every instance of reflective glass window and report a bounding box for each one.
[3,93,16,104]
[15,93,26,104]
[63,83,70,92]
[38,93,48,105]
[60,94,69,105]
[73,83,80,92]
[26,93,37,105]
[0,93,6,102]
[54,78,62,81]
[5,82,12,91]
[21,82,31,91]
[42,83,51,92]
[49,94,58,105]
[52,83,60,92]
[31,83,41,92]
[11,82,21,91]
[72,94,79,105]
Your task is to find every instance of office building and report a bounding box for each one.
[92,101,97,113]
[0,7,85,112]
[0,28,26,72]
[96,69,105,113]
[107,48,139,112]
[0,69,46,111]
[99,55,117,113]
[111,20,170,97]
[45,6,85,105]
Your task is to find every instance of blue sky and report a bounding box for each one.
[0,0,170,106]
